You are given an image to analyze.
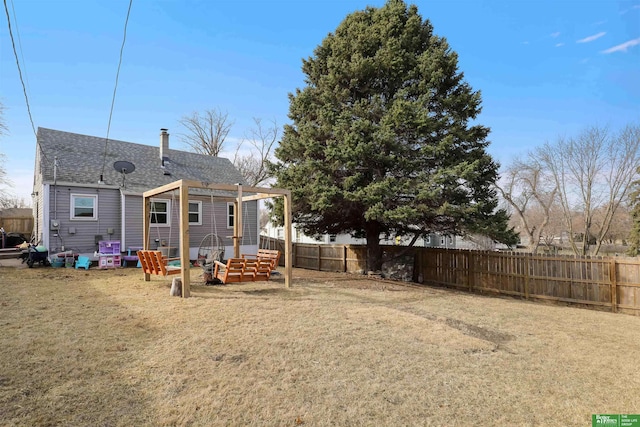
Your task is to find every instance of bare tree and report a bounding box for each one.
[0,102,7,136]
[233,118,279,187]
[537,203,566,251]
[259,209,271,233]
[461,233,497,251]
[496,157,557,254]
[178,108,234,156]
[536,124,640,255]
[0,103,12,208]
[594,202,632,245]
[0,153,10,206]
[0,195,30,209]
[178,109,279,187]
[629,183,640,256]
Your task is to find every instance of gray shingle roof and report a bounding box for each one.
[37,128,246,194]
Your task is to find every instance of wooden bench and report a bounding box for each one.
[213,258,252,284]
[137,250,181,276]
[243,258,275,282]
[242,249,281,270]
[213,256,278,284]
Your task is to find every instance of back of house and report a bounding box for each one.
[32,128,260,260]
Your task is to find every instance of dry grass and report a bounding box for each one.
[1,263,639,426]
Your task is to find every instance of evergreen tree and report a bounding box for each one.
[271,0,517,271]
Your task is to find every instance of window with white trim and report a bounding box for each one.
[440,236,445,245]
[425,235,431,245]
[150,199,170,226]
[71,194,97,220]
[329,234,337,243]
[227,203,235,228]
[188,201,202,225]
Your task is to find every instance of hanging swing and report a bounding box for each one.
[198,189,226,284]
[138,191,181,277]
[211,199,276,284]
[240,198,281,274]
[198,189,225,262]
[197,233,225,265]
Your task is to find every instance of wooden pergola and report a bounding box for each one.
[142,179,293,297]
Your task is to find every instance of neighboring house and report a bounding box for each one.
[262,221,460,249]
[33,128,259,259]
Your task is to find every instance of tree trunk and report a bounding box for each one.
[365,221,383,272]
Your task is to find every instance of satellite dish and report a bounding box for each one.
[113,160,135,174]
[113,161,135,188]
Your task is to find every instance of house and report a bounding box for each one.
[262,221,460,248]
[32,128,259,259]
[262,220,514,251]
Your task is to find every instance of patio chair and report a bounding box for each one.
[75,256,91,270]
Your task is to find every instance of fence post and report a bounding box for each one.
[524,254,530,300]
[610,259,618,313]
[317,245,321,271]
[292,243,296,268]
[343,245,347,273]
[468,251,474,292]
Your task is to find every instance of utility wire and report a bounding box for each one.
[3,0,49,166]
[9,0,30,94]
[3,0,36,137]
[99,0,133,181]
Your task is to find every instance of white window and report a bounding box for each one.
[277,228,284,239]
[440,236,445,245]
[188,201,202,225]
[227,203,235,228]
[150,199,170,226]
[425,236,431,245]
[448,236,454,245]
[71,194,97,220]
[329,234,337,243]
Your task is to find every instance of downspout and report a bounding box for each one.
[53,156,58,222]
[53,156,60,251]
[43,185,50,249]
[120,189,126,250]
[35,199,39,243]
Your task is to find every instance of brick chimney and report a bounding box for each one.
[160,128,169,161]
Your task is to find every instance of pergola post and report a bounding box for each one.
[142,197,151,282]
[234,185,243,258]
[284,191,292,288]
[179,181,190,297]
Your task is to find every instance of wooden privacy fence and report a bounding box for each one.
[293,243,367,272]
[260,237,367,271]
[418,249,640,316]
[0,217,33,235]
[259,237,640,315]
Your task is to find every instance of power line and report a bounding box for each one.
[9,0,30,94]
[99,0,133,182]
[3,0,49,167]
[3,0,36,137]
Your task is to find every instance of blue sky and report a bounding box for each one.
[1,0,639,203]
